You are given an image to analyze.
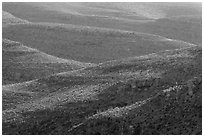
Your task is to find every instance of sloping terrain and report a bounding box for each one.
[2,10,29,26]
[3,3,201,22]
[2,2,202,135]
[2,39,94,84]
[80,2,201,19]
[3,2,201,44]
[2,46,201,134]
[3,22,195,63]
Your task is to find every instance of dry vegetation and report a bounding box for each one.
[2,3,202,135]
[2,39,94,84]
[3,3,201,44]
[2,46,201,134]
[3,23,194,63]
[2,11,29,26]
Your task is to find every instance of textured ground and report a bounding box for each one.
[2,2,202,135]
[2,46,202,134]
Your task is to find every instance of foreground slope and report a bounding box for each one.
[2,39,94,84]
[2,46,201,134]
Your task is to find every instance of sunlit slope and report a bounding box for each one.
[80,3,201,18]
[2,39,94,84]
[3,3,201,44]
[75,76,201,135]
[2,11,29,26]
[2,2,153,23]
[2,46,201,134]
[136,17,201,45]
[2,2,202,134]
[3,3,201,21]
[3,23,195,63]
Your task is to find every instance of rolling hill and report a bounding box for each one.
[3,2,201,44]
[2,45,201,134]
[79,3,201,18]
[2,10,29,26]
[3,3,201,22]
[3,22,196,63]
[2,39,94,84]
[2,2,202,135]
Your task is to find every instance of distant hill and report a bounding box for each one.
[3,3,201,21]
[3,23,196,63]
[2,46,201,134]
[3,3,201,44]
[2,2,202,135]
[78,2,201,19]
[2,39,94,84]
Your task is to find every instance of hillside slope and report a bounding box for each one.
[2,11,29,26]
[3,3,201,44]
[3,23,196,63]
[79,2,201,19]
[2,39,94,84]
[2,46,201,134]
